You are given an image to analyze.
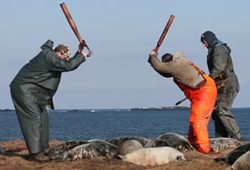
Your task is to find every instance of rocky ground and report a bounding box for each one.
[0,139,241,170]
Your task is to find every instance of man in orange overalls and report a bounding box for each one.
[148,50,217,153]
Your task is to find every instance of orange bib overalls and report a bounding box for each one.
[175,63,217,153]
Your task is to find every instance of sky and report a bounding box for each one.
[0,0,249,109]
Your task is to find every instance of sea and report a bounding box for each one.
[0,108,249,142]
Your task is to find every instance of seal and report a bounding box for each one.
[118,146,186,167]
[144,139,170,148]
[117,139,143,156]
[209,137,243,153]
[215,143,250,165]
[230,150,250,170]
[157,133,194,152]
[63,140,118,161]
[45,140,90,160]
[106,136,150,147]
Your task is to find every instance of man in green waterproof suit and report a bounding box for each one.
[10,40,88,161]
[200,31,242,141]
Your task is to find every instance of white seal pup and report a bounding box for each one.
[119,146,186,167]
[107,136,150,147]
[63,141,118,161]
[215,143,250,165]
[209,138,243,153]
[157,133,194,152]
[229,150,250,170]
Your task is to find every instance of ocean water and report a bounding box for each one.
[0,108,249,142]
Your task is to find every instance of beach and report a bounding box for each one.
[0,139,243,170]
[1,109,249,169]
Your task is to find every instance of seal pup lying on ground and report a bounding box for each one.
[227,150,250,170]
[209,138,243,153]
[157,133,194,152]
[144,139,170,148]
[215,143,250,165]
[118,146,186,167]
[63,140,118,161]
[117,139,143,156]
[45,140,90,160]
[107,136,150,147]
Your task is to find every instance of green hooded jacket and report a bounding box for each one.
[10,40,86,109]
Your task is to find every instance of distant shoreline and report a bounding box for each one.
[131,106,190,111]
[1,107,249,112]
[0,109,14,112]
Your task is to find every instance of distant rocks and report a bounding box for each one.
[131,106,189,111]
[0,109,14,112]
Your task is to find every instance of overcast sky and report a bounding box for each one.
[0,0,249,109]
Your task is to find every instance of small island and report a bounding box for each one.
[0,108,14,112]
[131,106,190,111]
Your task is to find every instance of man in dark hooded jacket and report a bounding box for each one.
[200,31,242,141]
[10,40,88,160]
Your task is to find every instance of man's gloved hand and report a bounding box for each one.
[148,50,157,64]
[78,42,86,51]
[150,50,157,56]
[77,43,87,59]
[79,41,92,57]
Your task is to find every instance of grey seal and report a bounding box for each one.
[106,136,150,147]
[63,140,118,161]
[144,139,170,148]
[45,140,90,160]
[215,143,250,165]
[230,150,250,170]
[209,138,243,153]
[117,139,143,156]
[157,133,194,152]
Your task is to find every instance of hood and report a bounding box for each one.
[201,31,219,47]
[41,39,54,51]
[173,51,185,61]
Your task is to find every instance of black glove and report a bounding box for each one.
[78,41,87,51]
[148,57,152,64]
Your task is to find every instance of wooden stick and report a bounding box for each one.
[154,15,175,53]
[60,3,91,57]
